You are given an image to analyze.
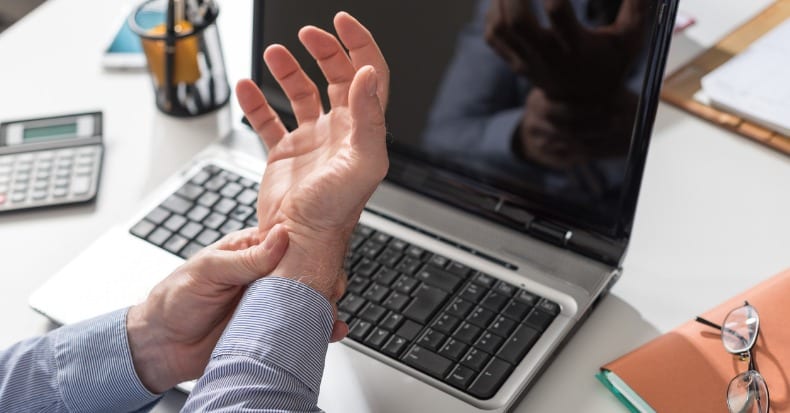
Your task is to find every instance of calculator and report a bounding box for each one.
[0,112,104,213]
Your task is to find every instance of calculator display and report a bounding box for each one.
[23,123,78,143]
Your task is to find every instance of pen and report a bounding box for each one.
[165,0,176,112]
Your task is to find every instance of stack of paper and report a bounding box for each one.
[701,20,790,135]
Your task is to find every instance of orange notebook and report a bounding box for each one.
[598,268,790,412]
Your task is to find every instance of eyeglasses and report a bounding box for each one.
[695,301,769,413]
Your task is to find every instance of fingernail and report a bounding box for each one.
[366,68,378,97]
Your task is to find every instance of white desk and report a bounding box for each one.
[0,1,787,412]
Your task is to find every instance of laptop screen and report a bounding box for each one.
[251,0,675,263]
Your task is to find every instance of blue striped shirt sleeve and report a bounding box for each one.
[0,308,161,413]
[182,276,335,413]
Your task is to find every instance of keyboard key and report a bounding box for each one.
[346,277,370,295]
[147,227,172,246]
[163,214,188,232]
[179,242,203,259]
[383,336,408,357]
[502,301,531,321]
[196,228,221,246]
[468,358,513,399]
[218,170,240,182]
[524,309,554,332]
[375,248,402,268]
[337,311,353,323]
[438,338,468,361]
[537,299,560,315]
[130,220,156,238]
[197,191,220,208]
[428,254,448,268]
[489,316,517,338]
[164,234,189,255]
[372,267,399,285]
[362,283,390,303]
[359,240,385,259]
[403,284,447,324]
[405,245,425,259]
[213,198,237,215]
[395,320,423,342]
[389,239,408,251]
[480,291,509,312]
[395,256,422,275]
[459,282,486,302]
[380,312,404,331]
[432,314,461,335]
[236,188,258,205]
[353,258,380,278]
[476,330,504,354]
[355,224,374,237]
[219,182,243,198]
[184,204,208,222]
[349,320,373,341]
[230,205,254,222]
[402,345,453,379]
[453,322,482,345]
[392,275,419,295]
[203,176,227,192]
[238,177,257,188]
[417,329,446,351]
[415,265,463,292]
[145,207,171,225]
[446,365,476,389]
[372,232,391,244]
[382,291,410,311]
[467,307,496,329]
[445,298,474,318]
[515,290,540,306]
[190,170,211,185]
[494,281,516,296]
[161,195,192,215]
[364,328,390,349]
[358,303,387,323]
[219,219,244,235]
[446,261,471,277]
[339,294,367,314]
[472,272,495,287]
[179,221,204,239]
[202,212,226,230]
[176,183,204,201]
[460,347,490,371]
[497,324,540,364]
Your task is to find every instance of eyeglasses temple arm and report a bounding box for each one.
[694,316,722,330]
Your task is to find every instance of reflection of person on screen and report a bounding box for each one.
[423,0,650,197]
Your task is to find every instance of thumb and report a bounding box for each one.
[209,224,290,286]
[349,65,387,161]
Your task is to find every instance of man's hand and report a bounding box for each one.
[236,13,389,314]
[126,227,290,394]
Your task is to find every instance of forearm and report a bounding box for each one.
[0,309,160,413]
[183,277,334,413]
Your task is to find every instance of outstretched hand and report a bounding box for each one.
[236,12,389,324]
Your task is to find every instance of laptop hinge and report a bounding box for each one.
[528,219,572,247]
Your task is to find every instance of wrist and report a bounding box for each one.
[270,222,351,300]
[126,304,177,394]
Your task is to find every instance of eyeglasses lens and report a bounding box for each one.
[721,305,759,354]
[727,370,769,413]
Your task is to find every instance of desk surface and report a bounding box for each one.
[1,1,788,412]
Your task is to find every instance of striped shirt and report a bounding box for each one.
[0,277,333,412]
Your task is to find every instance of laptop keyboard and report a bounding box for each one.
[130,163,560,400]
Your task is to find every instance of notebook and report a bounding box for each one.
[598,268,790,412]
[701,19,790,136]
[29,0,679,411]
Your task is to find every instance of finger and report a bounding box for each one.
[205,224,290,286]
[543,0,582,49]
[236,79,288,149]
[298,26,356,108]
[334,12,390,108]
[330,320,349,342]
[211,227,262,251]
[490,0,546,75]
[348,66,387,166]
[264,44,324,125]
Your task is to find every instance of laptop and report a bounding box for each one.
[30,0,678,411]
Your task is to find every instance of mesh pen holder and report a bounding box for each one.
[129,0,230,117]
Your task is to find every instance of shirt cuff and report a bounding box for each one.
[213,276,335,394]
[52,308,160,413]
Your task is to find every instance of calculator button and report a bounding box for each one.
[70,177,92,195]
[11,193,26,203]
[75,166,93,176]
[33,181,48,191]
[55,169,71,179]
[17,154,34,163]
[54,179,69,188]
[35,152,54,160]
[53,188,68,198]
[0,166,11,175]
